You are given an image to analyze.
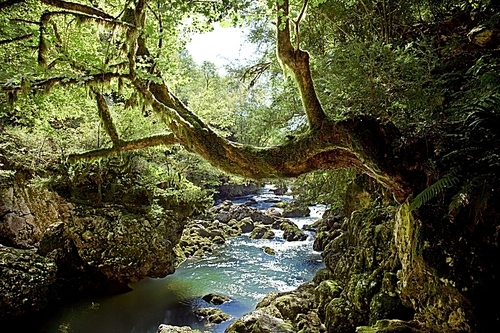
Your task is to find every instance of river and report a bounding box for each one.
[30,187,325,333]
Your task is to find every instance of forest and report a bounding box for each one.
[1,0,500,332]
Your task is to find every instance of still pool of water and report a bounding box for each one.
[23,190,325,333]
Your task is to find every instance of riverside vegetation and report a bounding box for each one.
[1,0,500,332]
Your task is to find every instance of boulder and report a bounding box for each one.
[193,307,232,324]
[262,246,276,256]
[236,217,255,233]
[250,225,275,240]
[271,186,288,195]
[225,310,295,333]
[202,293,231,305]
[0,245,57,319]
[280,220,307,241]
[156,324,209,333]
[228,282,324,333]
[282,203,311,218]
[67,205,186,285]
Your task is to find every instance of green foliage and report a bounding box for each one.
[411,95,500,220]
[292,169,356,210]
[410,172,460,211]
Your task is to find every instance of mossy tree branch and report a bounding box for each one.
[0,33,32,45]
[1,73,130,94]
[68,134,179,162]
[8,0,425,202]
[92,87,122,146]
[40,0,113,19]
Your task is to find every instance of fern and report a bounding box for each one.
[410,172,460,211]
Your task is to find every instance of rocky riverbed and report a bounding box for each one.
[175,200,308,263]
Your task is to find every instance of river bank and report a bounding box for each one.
[3,186,324,333]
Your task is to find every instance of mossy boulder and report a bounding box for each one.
[0,245,57,319]
[280,220,307,241]
[193,307,232,324]
[67,205,186,285]
[250,225,275,239]
[315,280,343,317]
[262,246,276,255]
[325,297,366,333]
[202,293,231,305]
[356,319,428,333]
[225,310,296,333]
[282,202,311,218]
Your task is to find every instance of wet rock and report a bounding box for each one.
[202,293,231,305]
[193,307,232,324]
[156,324,209,333]
[356,319,428,333]
[250,225,275,239]
[244,198,257,206]
[262,246,276,255]
[265,207,282,217]
[212,235,226,245]
[225,309,295,333]
[282,203,310,218]
[271,186,288,195]
[0,245,57,319]
[280,220,307,241]
[227,282,323,332]
[236,216,255,233]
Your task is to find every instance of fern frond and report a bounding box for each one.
[410,172,460,211]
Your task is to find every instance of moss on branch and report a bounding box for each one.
[68,134,179,162]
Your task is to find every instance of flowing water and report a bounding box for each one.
[28,187,325,333]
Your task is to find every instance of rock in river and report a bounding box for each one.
[156,324,209,333]
[194,307,232,324]
[202,293,231,305]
